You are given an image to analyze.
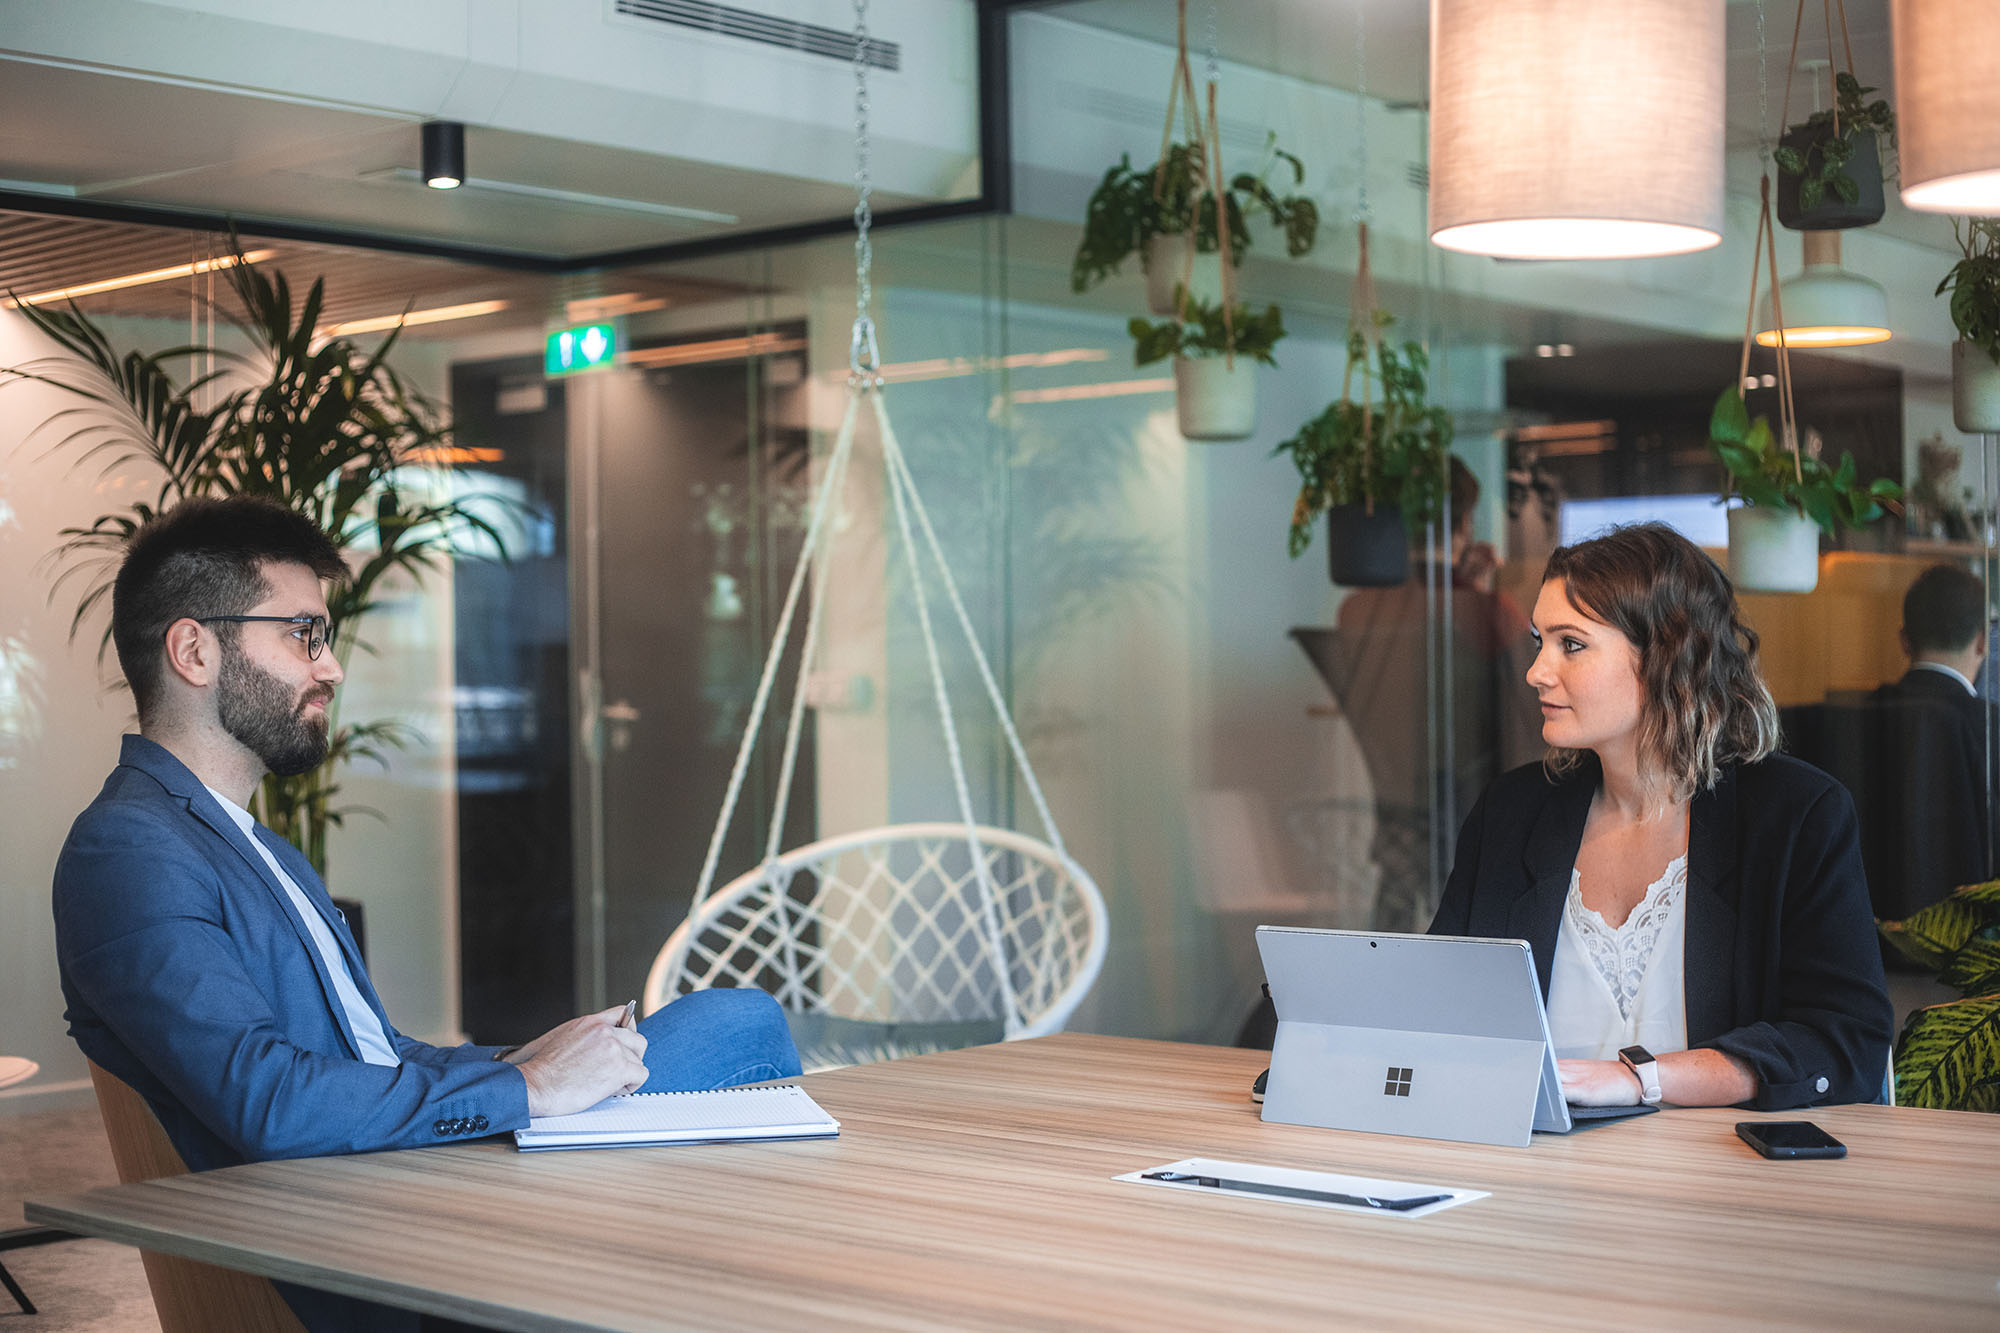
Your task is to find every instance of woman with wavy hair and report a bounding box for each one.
[1431,523,1892,1109]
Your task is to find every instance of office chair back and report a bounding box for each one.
[85,1061,307,1333]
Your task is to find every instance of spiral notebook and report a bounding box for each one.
[513,1085,839,1152]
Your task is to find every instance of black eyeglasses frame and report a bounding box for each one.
[195,614,335,660]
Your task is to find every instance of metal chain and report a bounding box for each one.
[1756,0,1771,167]
[1204,2,1219,86]
[849,0,880,379]
[1354,0,1370,222]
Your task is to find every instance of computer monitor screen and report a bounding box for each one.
[1557,494,1730,549]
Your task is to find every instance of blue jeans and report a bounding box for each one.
[634,986,801,1093]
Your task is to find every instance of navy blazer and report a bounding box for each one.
[1430,752,1893,1108]
[54,734,530,1173]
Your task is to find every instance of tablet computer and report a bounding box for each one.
[1255,926,1572,1147]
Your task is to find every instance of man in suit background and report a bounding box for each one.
[1860,562,2000,919]
[53,497,798,1332]
[1878,563,1995,722]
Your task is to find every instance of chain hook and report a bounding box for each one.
[848,0,880,386]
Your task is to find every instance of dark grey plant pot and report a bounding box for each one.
[1327,503,1409,587]
[1775,124,1885,231]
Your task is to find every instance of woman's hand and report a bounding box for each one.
[1558,1057,1643,1107]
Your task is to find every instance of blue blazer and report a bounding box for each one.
[54,735,529,1173]
[1430,752,1894,1109]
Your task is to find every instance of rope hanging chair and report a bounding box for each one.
[643,0,1107,1063]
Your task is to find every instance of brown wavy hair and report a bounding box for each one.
[1541,522,1778,796]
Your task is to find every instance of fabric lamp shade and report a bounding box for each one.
[1755,232,1890,348]
[1428,0,1725,259]
[1892,0,2000,214]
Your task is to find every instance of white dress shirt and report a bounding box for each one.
[204,785,401,1067]
[1546,855,1689,1061]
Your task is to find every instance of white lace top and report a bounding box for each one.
[1546,855,1690,1061]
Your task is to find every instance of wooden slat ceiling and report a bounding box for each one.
[0,208,741,338]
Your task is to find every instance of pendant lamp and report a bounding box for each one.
[1429,0,1725,259]
[1755,232,1890,348]
[1891,0,2000,214]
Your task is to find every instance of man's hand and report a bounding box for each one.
[515,1006,649,1118]
[1557,1057,1643,1108]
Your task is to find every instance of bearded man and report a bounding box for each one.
[52,497,797,1332]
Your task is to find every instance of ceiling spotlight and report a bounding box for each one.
[1536,344,1555,357]
[1755,232,1891,349]
[1556,343,1574,357]
[422,121,465,190]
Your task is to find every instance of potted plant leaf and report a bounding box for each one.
[1774,69,1895,231]
[1130,294,1285,441]
[1707,386,1902,594]
[1878,879,2000,1112]
[1,252,508,877]
[1072,136,1319,316]
[1277,312,1453,587]
[1937,217,2000,433]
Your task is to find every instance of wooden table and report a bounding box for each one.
[27,1034,2000,1330]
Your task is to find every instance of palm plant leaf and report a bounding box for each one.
[1880,879,2000,971]
[3,246,513,875]
[1893,992,2000,1110]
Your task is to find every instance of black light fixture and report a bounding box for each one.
[422,121,465,190]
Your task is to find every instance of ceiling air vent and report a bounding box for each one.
[614,0,899,71]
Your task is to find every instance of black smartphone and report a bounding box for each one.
[1736,1120,1847,1159]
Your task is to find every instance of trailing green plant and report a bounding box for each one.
[1707,386,1902,535]
[1129,294,1285,368]
[1772,71,1895,215]
[0,252,510,876]
[1070,136,1319,294]
[1879,879,2000,1112]
[1276,315,1453,557]
[1937,217,2000,367]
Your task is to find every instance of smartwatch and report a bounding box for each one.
[1618,1045,1664,1105]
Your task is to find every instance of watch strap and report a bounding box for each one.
[1619,1046,1664,1105]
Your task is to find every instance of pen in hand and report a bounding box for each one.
[617,999,638,1030]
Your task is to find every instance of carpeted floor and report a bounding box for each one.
[0,1104,156,1331]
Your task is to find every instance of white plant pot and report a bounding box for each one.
[1174,355,1257,441]
[1727,506,1821,594]
[1952,340,2000,434]
[1142,234,1231,316]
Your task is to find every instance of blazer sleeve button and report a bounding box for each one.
[1815,1075,1829,1094]
[473,1115,489,1131]
[433,1120,449,1135]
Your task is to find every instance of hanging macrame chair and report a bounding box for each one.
[642,0,1106,1063]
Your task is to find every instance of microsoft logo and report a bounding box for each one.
[1383,1066,1413,1097]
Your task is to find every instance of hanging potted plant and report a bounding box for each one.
[1937,217,2000,433]
[1069,0,1316,316]
[1707,386,1902,594]
[1716,174,1901,593]
[1774,70,1895,231]
[1071,138,1320,315]
[1130,294,1285,442]
[1767,1,1894,232]
[1277,313,1452,588]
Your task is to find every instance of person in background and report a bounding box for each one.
[1876,562,1996,724]
[1862,561,2000,914]
[1334,457,1542,931]
[1431,523,1891,1109]
[52,496,800,1333]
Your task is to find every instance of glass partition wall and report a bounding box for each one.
[463,1,1997,1043]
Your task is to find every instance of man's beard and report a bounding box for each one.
[217,646,332,777]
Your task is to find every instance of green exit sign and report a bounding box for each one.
[545,322,617,376]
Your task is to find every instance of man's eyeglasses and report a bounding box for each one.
[196,615,336,661]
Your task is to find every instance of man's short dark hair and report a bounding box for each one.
[112,497,346,720]
[1902,563,1987,657]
